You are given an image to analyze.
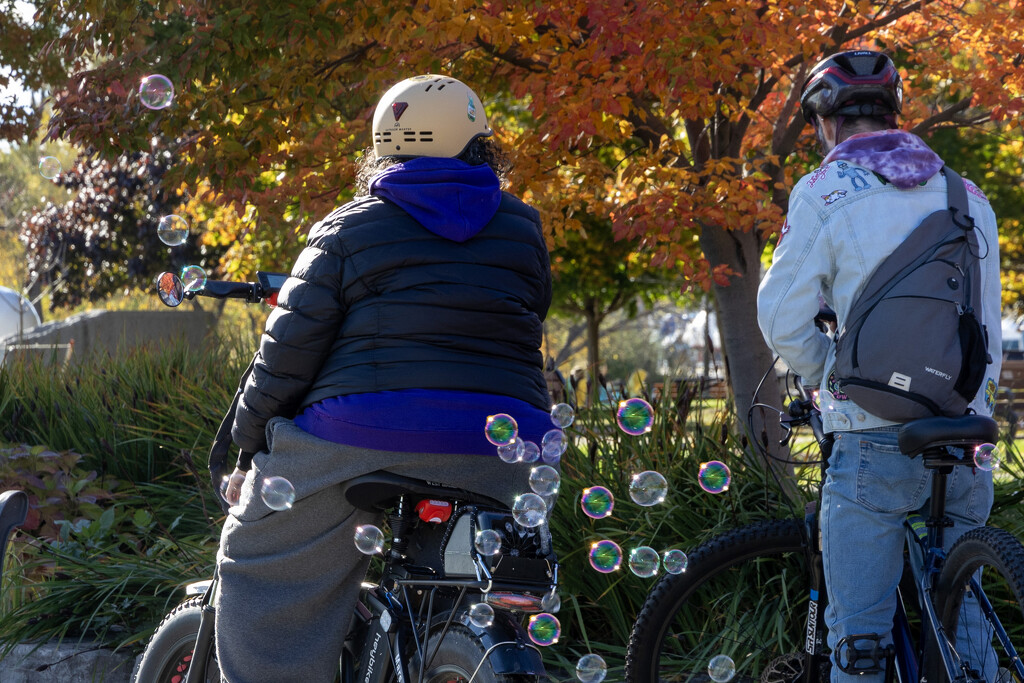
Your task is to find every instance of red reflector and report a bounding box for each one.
[266,292,279,307]
[415,499,452,523]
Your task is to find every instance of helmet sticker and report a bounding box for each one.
[467,94,477,122]
[392,101,409,122]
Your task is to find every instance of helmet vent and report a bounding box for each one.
[374,132,393,143]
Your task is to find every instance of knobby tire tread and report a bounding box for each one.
[927,526,1024,683]
[133,595,214,683]
[624,518,809,683]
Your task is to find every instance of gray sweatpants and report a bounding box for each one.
[214,417,533,683]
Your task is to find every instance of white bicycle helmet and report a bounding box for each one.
[371,75,492,159]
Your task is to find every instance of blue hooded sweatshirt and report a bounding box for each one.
[294,158,553,456]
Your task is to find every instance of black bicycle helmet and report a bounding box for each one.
[800,50,903,123]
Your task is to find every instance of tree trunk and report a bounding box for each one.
[699,223,791,476]
[584,297,602,408]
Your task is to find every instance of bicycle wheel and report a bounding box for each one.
[929,526,1024,683]
[133,596,219,683]
[410,626,537,683]
[626,518,825,683]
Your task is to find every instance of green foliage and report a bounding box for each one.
[0,443,119,540]
[546,397,810,676]
[0,333,251,496]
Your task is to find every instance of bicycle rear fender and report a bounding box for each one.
[460,610,545,675]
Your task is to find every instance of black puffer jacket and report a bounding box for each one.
[231,192,551,458]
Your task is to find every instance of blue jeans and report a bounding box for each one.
[821,427,995,683]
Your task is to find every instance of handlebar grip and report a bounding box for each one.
[199,281,259,300]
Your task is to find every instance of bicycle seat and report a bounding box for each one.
[897,415,998,458]
[341,471,505,512]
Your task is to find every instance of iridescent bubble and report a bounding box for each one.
[698,460,732,494]
[541,429,567,464]
[512,493,547,528]
[529,465,561,496]
[157,215,189,246]
[38,156,61,180]
[588,539,622,574]
[139,74,175,110]
[541,589,560,613]
[496,438,524,464]
[485,413,518,446]
[628,546,660,578]
[576,654,608,683]
[354,524,385,555]
[629,470,668,506]
[550,403,575,428]
[663,549,689,574]
[616,398,654,435]
[468,602,494,628]
[260,476,295,510]
[974,443,1002,472]
[520,440,540,463]
[180,265,207,292]
[580,486,614,519]
[474,529,502,556]
[708,654,736,683]
[527,613,560,646]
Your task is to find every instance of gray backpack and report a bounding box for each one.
[834,166,990,422]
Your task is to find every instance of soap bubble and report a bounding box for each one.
[576,654,608,683]
[496,438,524,463]
[550,403,575,428]
[527,613,560,646]
[663,549,689,574]
[468,602,494,628]
[474,529,502,556]
[485,413,518,446]
[698,460,732,494]
[580,486,614,519]
[529,465,561,496]
[616,398,654,435]
[628,546,660,578]
[354,524,385,555]
[541,429,567,463]
[541,589,560,613]
[139,74,175,109]
[38,156,61,180]
[588,539,622,573]
[512,493,547,528]
[629,470,668,506]
[520,440,540,463]
[157,215,189,246]
[974,443,1002,472]
[260,476,295,510]
[180,265,207,292]
[708,654,736,683]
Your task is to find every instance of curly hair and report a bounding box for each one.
[354,137,512,196]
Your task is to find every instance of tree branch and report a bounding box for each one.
[909,96,975,136]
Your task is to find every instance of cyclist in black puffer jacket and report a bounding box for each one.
[215,75,553,683]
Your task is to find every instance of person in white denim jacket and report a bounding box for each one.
[757,51,1001,682]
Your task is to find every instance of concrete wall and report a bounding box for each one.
[1,309,216,366]
[1,641,138,682]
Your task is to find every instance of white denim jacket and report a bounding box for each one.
[757,130,1002,433]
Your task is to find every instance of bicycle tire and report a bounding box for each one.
[410,625,536,683]
[133,596,219,683]
[625,518,822,683]
[928,526,1024,683]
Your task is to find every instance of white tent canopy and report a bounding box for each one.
[0,286,41,363]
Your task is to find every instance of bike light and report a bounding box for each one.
[483,591,545,613]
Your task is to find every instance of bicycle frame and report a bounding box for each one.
[795,414,1024,683]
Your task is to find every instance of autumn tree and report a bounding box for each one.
[11,0,1023,431]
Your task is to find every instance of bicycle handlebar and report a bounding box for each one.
[155,271,288,308]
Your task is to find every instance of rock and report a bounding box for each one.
[0,641,140,682]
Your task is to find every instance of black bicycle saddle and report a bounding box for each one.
[898,415,998,458]
[341,471,505,511]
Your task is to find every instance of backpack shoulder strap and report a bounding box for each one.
[941,166,974,231]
